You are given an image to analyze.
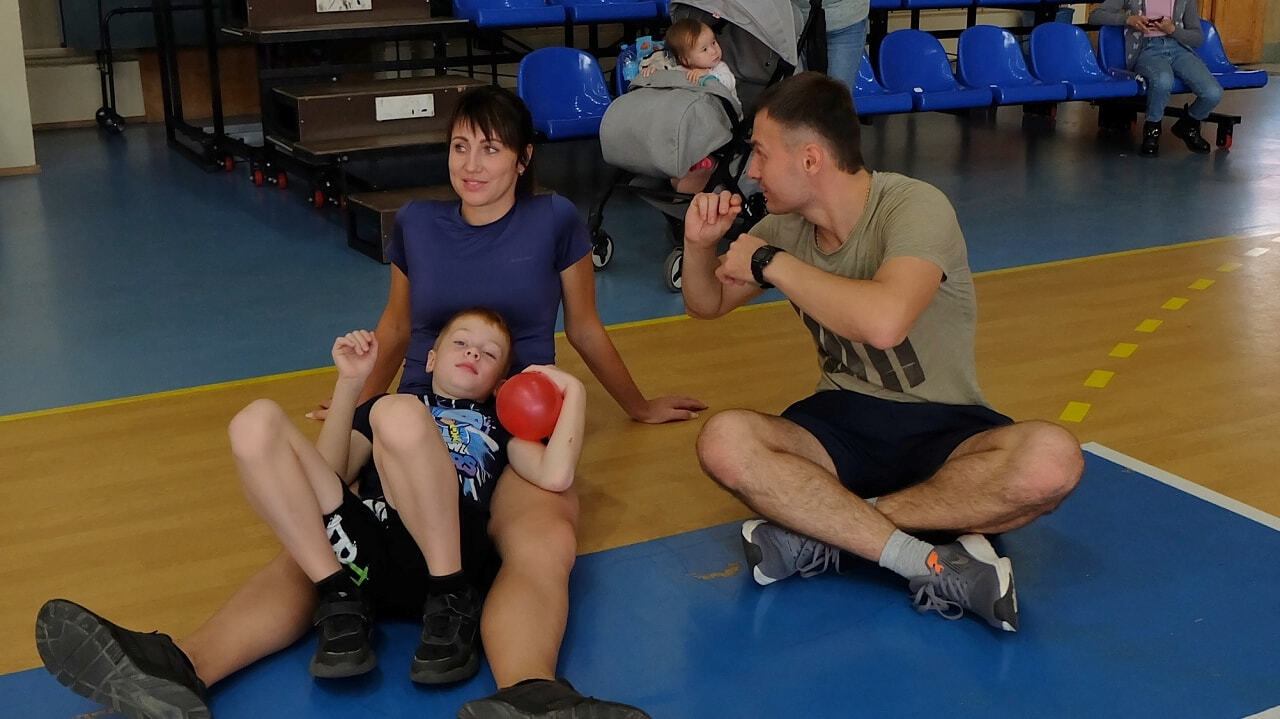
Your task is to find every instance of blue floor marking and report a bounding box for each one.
[8,447,1278,718]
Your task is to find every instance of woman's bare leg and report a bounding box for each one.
[176,550,314,686]
[480,468,579,687]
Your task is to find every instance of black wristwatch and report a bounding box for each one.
[751,245,785,289]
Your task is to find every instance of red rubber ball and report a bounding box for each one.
[496,372,563,441]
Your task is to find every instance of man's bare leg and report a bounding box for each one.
[696,409,1082,631]
[698,411,1081,557]
[697,409,899,560]
[876,420,1084,535]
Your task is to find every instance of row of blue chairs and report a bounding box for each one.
[453,0,669,28]
[853,20,1266,115]
[516,20,1266,139]
[871,0,1068,7]
[453,0,1066,30]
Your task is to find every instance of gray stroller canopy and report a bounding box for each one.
[672,0,801,69]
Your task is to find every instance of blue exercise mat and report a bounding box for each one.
[8,447,1279,718]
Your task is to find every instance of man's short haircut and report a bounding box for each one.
[436,307,515,376]
[664,18,709,67]
[754,72,865,173]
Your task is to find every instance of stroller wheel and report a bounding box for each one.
[663,248,683,293]
[591,231,614,271]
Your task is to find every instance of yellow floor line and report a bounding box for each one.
[7,228,1276,424]
[0,368,333,423]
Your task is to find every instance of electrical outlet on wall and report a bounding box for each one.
[375,93,436,121]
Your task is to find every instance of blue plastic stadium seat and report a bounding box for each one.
[517,47,613,139]
[903,0,970,8]
[870,0,902,8]
[1028,23,1140,99]
[655,0,671,17]
[1095,25,1188,94]
[453,0,565,27]
[878,29,995,111]
[957,25,1069,104]
[852,51,914,115]
[550,0,658,22]
[1196,19,1268,89]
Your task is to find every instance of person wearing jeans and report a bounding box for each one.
[1090,0,1223,157]
[794,0,870,96]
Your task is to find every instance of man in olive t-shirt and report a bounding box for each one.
[682,72,1083,632]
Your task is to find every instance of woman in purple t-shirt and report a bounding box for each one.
[35,87,702,719]
[341,86,705,714]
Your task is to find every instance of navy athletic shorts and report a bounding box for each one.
[780,390,1013,499]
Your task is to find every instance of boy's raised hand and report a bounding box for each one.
[332,330,378,382]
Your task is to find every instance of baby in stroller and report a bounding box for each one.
[642,19,738,96]
[594,0,804,290]
[640,18,740,192]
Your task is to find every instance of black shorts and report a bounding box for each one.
[350,394,388,498]
[780,390,1013,499]
[326,489,500,618]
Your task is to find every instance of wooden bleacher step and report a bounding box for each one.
[268,76,487,158]
[227,0,442,31]
[345,185,458,262]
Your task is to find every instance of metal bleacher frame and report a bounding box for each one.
[149,0,666,206]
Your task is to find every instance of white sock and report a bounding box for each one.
[877,530,936,580]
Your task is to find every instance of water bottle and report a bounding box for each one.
[620,46,640,89]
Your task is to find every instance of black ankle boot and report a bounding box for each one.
[1170,112,1211,153]
[1140,120,1161,157]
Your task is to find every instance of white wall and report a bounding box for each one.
[1,0,37,171]
[18,0,62,50]
[26,60,146,125]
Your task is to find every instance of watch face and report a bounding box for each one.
[751,245,781,288]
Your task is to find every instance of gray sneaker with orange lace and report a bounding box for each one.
[908,534,1018,632]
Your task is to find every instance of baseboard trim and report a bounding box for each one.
[33,117,146,131]
[0,164,41,177]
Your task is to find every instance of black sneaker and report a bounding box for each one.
[410,586,481,684]
[457,678,652,719]
[310,589,376,678]
[1170,111,1212,153]
[35,598,210,719]
[1140,120,1161,157]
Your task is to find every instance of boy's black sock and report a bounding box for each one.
[315,569,358,600]
[426,570,468,598]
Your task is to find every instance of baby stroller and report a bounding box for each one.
[590,0,805,291]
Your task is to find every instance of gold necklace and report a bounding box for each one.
[814,172,873,253]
